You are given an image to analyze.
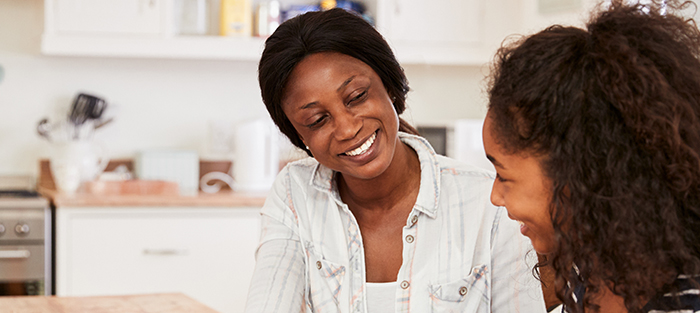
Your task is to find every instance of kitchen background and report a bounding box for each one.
[0,0,611,177]
[4,0,697,312]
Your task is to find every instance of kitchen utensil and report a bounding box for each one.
[93,117,113,130]
[69,93,107,139]
[37,118,52,142]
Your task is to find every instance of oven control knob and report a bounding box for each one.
[0,224,5,235]
[14,223,29,236]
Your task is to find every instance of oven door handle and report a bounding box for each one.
[0,250,30,259]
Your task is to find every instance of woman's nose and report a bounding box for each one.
[333,109,361,140]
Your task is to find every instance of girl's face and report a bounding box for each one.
[281,52,400,180]
[482,112,556,254]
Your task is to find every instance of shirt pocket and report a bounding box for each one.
[306,248,347,311]
[428,264,490,313]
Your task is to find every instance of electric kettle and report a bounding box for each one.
[232,118,280,192]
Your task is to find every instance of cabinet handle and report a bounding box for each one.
[142,249,188,256]
[0,250,30,259]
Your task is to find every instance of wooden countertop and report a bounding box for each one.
[38,160,267,208]
[0,293,220,313]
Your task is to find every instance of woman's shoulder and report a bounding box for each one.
[270,157,321,191]
[435,154,496,179]
[283,157,320,173]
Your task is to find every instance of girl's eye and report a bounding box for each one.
[348,89,368,105]
[496,173,508,183]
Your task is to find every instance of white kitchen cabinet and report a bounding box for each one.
[48,0,168,36]
[41,0,507,64]
[375,0,491,64]
[55,206,261,313]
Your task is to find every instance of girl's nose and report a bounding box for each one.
[490,180,506,208]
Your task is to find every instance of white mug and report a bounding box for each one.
[50,140,109,193]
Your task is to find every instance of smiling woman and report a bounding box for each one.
[244,8,547,313]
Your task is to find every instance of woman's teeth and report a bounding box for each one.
[345,132,376,156]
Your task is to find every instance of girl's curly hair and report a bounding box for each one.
[487,1,700,312]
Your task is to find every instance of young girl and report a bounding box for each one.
[484,1,700,312]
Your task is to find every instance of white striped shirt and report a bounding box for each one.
[245,132,547,313]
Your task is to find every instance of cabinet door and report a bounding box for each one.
[56,207,261,313]
[50,0,166,35]
[376,0,487,64]
[379,0,480,45]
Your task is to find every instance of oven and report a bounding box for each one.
[0,176,51,296]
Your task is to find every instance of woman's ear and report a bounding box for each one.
[299,136,310,151]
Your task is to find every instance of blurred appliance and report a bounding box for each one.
[233,118,279,192]
[416,126,448,156]
[0,176,51,296]
[417,120,494,172]
[452,119,494,172]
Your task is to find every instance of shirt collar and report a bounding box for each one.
[309,131,441,218]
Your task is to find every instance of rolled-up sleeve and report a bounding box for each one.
[490,206,547,313]
[245,169,307,313]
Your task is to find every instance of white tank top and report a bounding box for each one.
[366,281,397,313]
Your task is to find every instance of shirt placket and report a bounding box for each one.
[396,210,420,312]
[342,203,366,313]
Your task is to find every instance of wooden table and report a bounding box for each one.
[0,293,220,313]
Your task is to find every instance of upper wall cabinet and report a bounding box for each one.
[51,0,165,35]
[376,0,490,65]
[42,0,265,60]
[42,0,498,65]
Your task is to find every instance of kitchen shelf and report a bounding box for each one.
[41,34,267,61]
[40,33,491,65]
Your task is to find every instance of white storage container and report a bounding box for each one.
[135,150,199,196]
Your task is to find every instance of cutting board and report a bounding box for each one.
[0,293,220,313]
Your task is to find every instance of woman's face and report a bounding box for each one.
[281,52,400,180]
[482,112,556,254]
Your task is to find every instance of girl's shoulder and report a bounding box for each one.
[643,275,700,313]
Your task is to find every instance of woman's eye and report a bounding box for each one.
[348,90,368,105]
[306,115,327,128]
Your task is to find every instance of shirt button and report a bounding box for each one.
[405,235,414,243]
[316,261,322,270]
[459,286,468,296]
[400,280,410,289]
[410,215,418,225]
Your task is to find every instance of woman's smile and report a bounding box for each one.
[342,130,377,156]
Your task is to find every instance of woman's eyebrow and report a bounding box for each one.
[300,101,319,110]
[336,75,356,92]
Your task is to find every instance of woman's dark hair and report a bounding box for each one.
[488,0,700,312]
[258,8,418,156]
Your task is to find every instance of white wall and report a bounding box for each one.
[0,0,598,177]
